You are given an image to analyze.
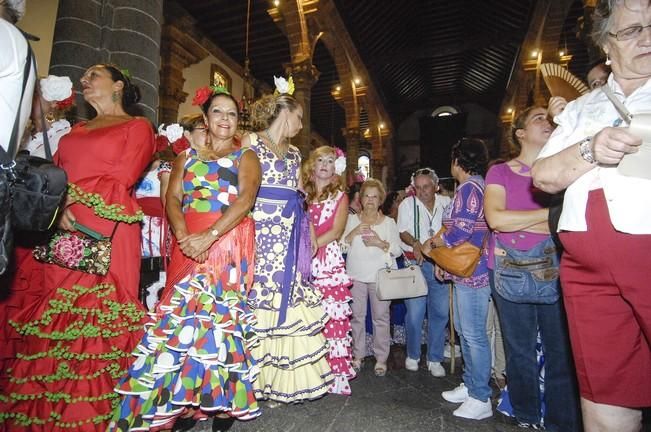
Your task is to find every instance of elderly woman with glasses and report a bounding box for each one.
[532,1,651,430]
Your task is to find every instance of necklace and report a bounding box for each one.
[361,210,381,225]
[264,129,289,159]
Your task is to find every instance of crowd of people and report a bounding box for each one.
[0,0,649,431]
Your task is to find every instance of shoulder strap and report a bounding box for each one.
[8,35,34,160]
[413,196,419,240]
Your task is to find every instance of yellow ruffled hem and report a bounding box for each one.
[253,356,333,403]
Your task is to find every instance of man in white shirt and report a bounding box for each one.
[397,168,452,377]
[0,0,34,158]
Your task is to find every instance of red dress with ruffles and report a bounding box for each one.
[0,118,154,431]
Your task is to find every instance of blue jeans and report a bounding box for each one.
[403,260,449,362]
[490,271,581,431]
[454,282,492,402]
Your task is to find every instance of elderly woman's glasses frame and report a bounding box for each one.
[608,23,651,41]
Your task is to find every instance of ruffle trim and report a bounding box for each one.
[111,253,260,431]
[251,301,328,338]
[253,365,333,403]
[0,282,145,430]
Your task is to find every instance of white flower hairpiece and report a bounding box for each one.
[274,75,295,96]
[158,123,184,143]
[334,148,346,175]
[40,75,73,102]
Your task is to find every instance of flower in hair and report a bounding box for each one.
[40,75,73,103]
[55,93,75,110]
[161,123,184,143]
[334,148,347,175]
[274,75,295,96]
[120,68,132,80]
[192,85,231,106]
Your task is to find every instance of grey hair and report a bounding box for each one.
[411,168,439,186]
[592,0,651,48]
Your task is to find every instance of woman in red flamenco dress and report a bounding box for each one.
[0,64,154,431]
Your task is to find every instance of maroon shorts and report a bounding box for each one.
[559,189,651,408]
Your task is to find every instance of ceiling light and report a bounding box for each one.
[354,78,361,85]
[507,107,513,114]
[273,0,280,6]
[531,50,539,58]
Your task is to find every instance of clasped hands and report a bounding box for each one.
[177,229,214,263]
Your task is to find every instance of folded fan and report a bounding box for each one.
[540,63,589,102]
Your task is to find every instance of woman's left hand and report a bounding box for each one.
[178,231,214,261]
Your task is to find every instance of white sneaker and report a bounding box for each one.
[452,396,493,420]
[427,361,446,377]
[405,357,419,371]
[444,343,461,358]
[441,383,469,403]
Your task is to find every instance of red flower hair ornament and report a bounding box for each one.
[192,85,230,106]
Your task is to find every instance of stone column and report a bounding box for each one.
[343,127,360,183]
[285,59,319,157]
[49,0,163,122]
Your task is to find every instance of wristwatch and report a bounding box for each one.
[578,137,596,164]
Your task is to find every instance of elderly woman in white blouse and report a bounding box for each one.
[532,1,651,430]
[342,178,402,377]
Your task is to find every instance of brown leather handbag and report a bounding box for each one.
[427,226,489,278]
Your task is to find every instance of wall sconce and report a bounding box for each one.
[354,77,361,86]
[273,0,280,6]
[531,50,539,58]
[506,107,513,114]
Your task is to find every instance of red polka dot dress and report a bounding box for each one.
[309,191,356,395]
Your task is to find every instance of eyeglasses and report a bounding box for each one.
[608,23,651,41]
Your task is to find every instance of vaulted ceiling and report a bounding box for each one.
[180,0,591,147]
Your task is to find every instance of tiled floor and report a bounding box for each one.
[186,351,524,432]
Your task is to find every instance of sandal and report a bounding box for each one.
[352,358,363,373]
[374,362,387,377]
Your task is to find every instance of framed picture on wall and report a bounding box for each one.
[210,64,231,92]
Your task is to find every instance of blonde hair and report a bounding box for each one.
[302,146,347,203]
[179,113,205,131]
[360,178,386,206]
[250,94,301,131]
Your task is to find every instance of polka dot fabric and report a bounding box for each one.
[309,191,356,395]
[247,135,334,403]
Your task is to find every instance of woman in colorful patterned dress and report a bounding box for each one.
[110,88,262,431]
[247,88,333,403]
[0,64,154,431]
[303,146,355,395]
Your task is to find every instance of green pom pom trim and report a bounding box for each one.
[67,183,144,223]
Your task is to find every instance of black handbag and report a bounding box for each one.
[0,39,68,274]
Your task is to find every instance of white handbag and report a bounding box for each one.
[376,259,428,301]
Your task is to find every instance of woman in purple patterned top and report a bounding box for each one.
[423,138,492,421]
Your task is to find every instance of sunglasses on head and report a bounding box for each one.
[412,168,434,177]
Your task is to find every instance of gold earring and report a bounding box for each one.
[112,91,120,103]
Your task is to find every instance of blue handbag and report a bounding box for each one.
[493,236,560,304]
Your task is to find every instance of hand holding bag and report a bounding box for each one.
[376,257,428,300]
[32,222,118,276]
[427,226,488,278]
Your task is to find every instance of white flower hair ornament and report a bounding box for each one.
[158,123,184,143]
[274,75,295,96]
[334,148,347,175]
[40,75,73,102]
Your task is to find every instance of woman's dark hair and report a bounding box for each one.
[450,137,489,177]
[381,191,400,215]
[100,64,141,107]
[250,94,301,131]
[200,92,241,117]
